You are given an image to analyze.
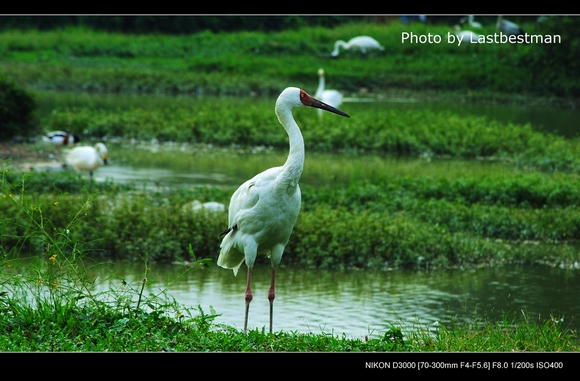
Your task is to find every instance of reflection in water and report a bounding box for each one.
[97,163,233,190]
[59,145,527,192]
[91,263,580,339]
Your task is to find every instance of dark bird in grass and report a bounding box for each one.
[43,130,80,152]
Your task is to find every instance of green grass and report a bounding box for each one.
[2,307,575,352]
[425,312,578,352]
[0,21,575,100]
[36,100,580,176]
[1,21,579,351]
[3,151,580,269]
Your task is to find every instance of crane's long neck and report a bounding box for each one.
[316,73,325,98]
[275,104,304,189]
[331,40,346,56]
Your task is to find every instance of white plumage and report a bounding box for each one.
[460,15,482,29]
[187,200,226,213]
[497,15,524,36]
[454,25,480,44]
[66,142,108,178]
[331,36,384,57]
[217,87,349,333]
[315,68,343,116]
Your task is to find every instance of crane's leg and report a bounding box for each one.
[244,267,253,333]
[268,267,277,333]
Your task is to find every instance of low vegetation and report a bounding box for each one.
[3,147,580,269]
[41,98,580,173]
[0,77,40,140]
[0,18,578,100]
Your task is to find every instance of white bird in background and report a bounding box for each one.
[454,25,480,44]
[497,15,524,36]
[188,200,226,213]
[66,142,108,178]
[314,68,343,116]
[42,130,81,152]
[460,15,482,29]
[217,87,350,333]
[330,36,384,57]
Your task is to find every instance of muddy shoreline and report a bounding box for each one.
[0,142,67,172]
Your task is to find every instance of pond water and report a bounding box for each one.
[31,90,580,338]
[92,262,580,339]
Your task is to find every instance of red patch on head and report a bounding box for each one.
[299,89,310,105]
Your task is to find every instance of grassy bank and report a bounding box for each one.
[42,97,580,173]
[3,148,580,270]
[0,20,576,103]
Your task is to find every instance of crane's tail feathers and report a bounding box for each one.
[217,250,244,276]
[220,224,237,236]
[218,227,244,276]
[230,261,244,277]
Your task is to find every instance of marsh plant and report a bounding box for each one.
[0,165,215,351]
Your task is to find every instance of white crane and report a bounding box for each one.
[454,25,480,44]
[66,142,108,178]
[330,36,384,57]
[314,68,343,116]
[42,130,80,152]
[497,15,524,36]
[217,87,350,333]
[186,200,226,213]
[460,15,482,28]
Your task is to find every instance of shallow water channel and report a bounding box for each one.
[92,262,580,339]
[34,90,580,338]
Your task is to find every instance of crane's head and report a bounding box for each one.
[277,87,349,118]
[318,68,325,77]
[300,89,349,118]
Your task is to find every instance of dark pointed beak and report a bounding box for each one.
[306,97,350,118]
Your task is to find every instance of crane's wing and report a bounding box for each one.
[226,167,283,229]
[218,167,282,274]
